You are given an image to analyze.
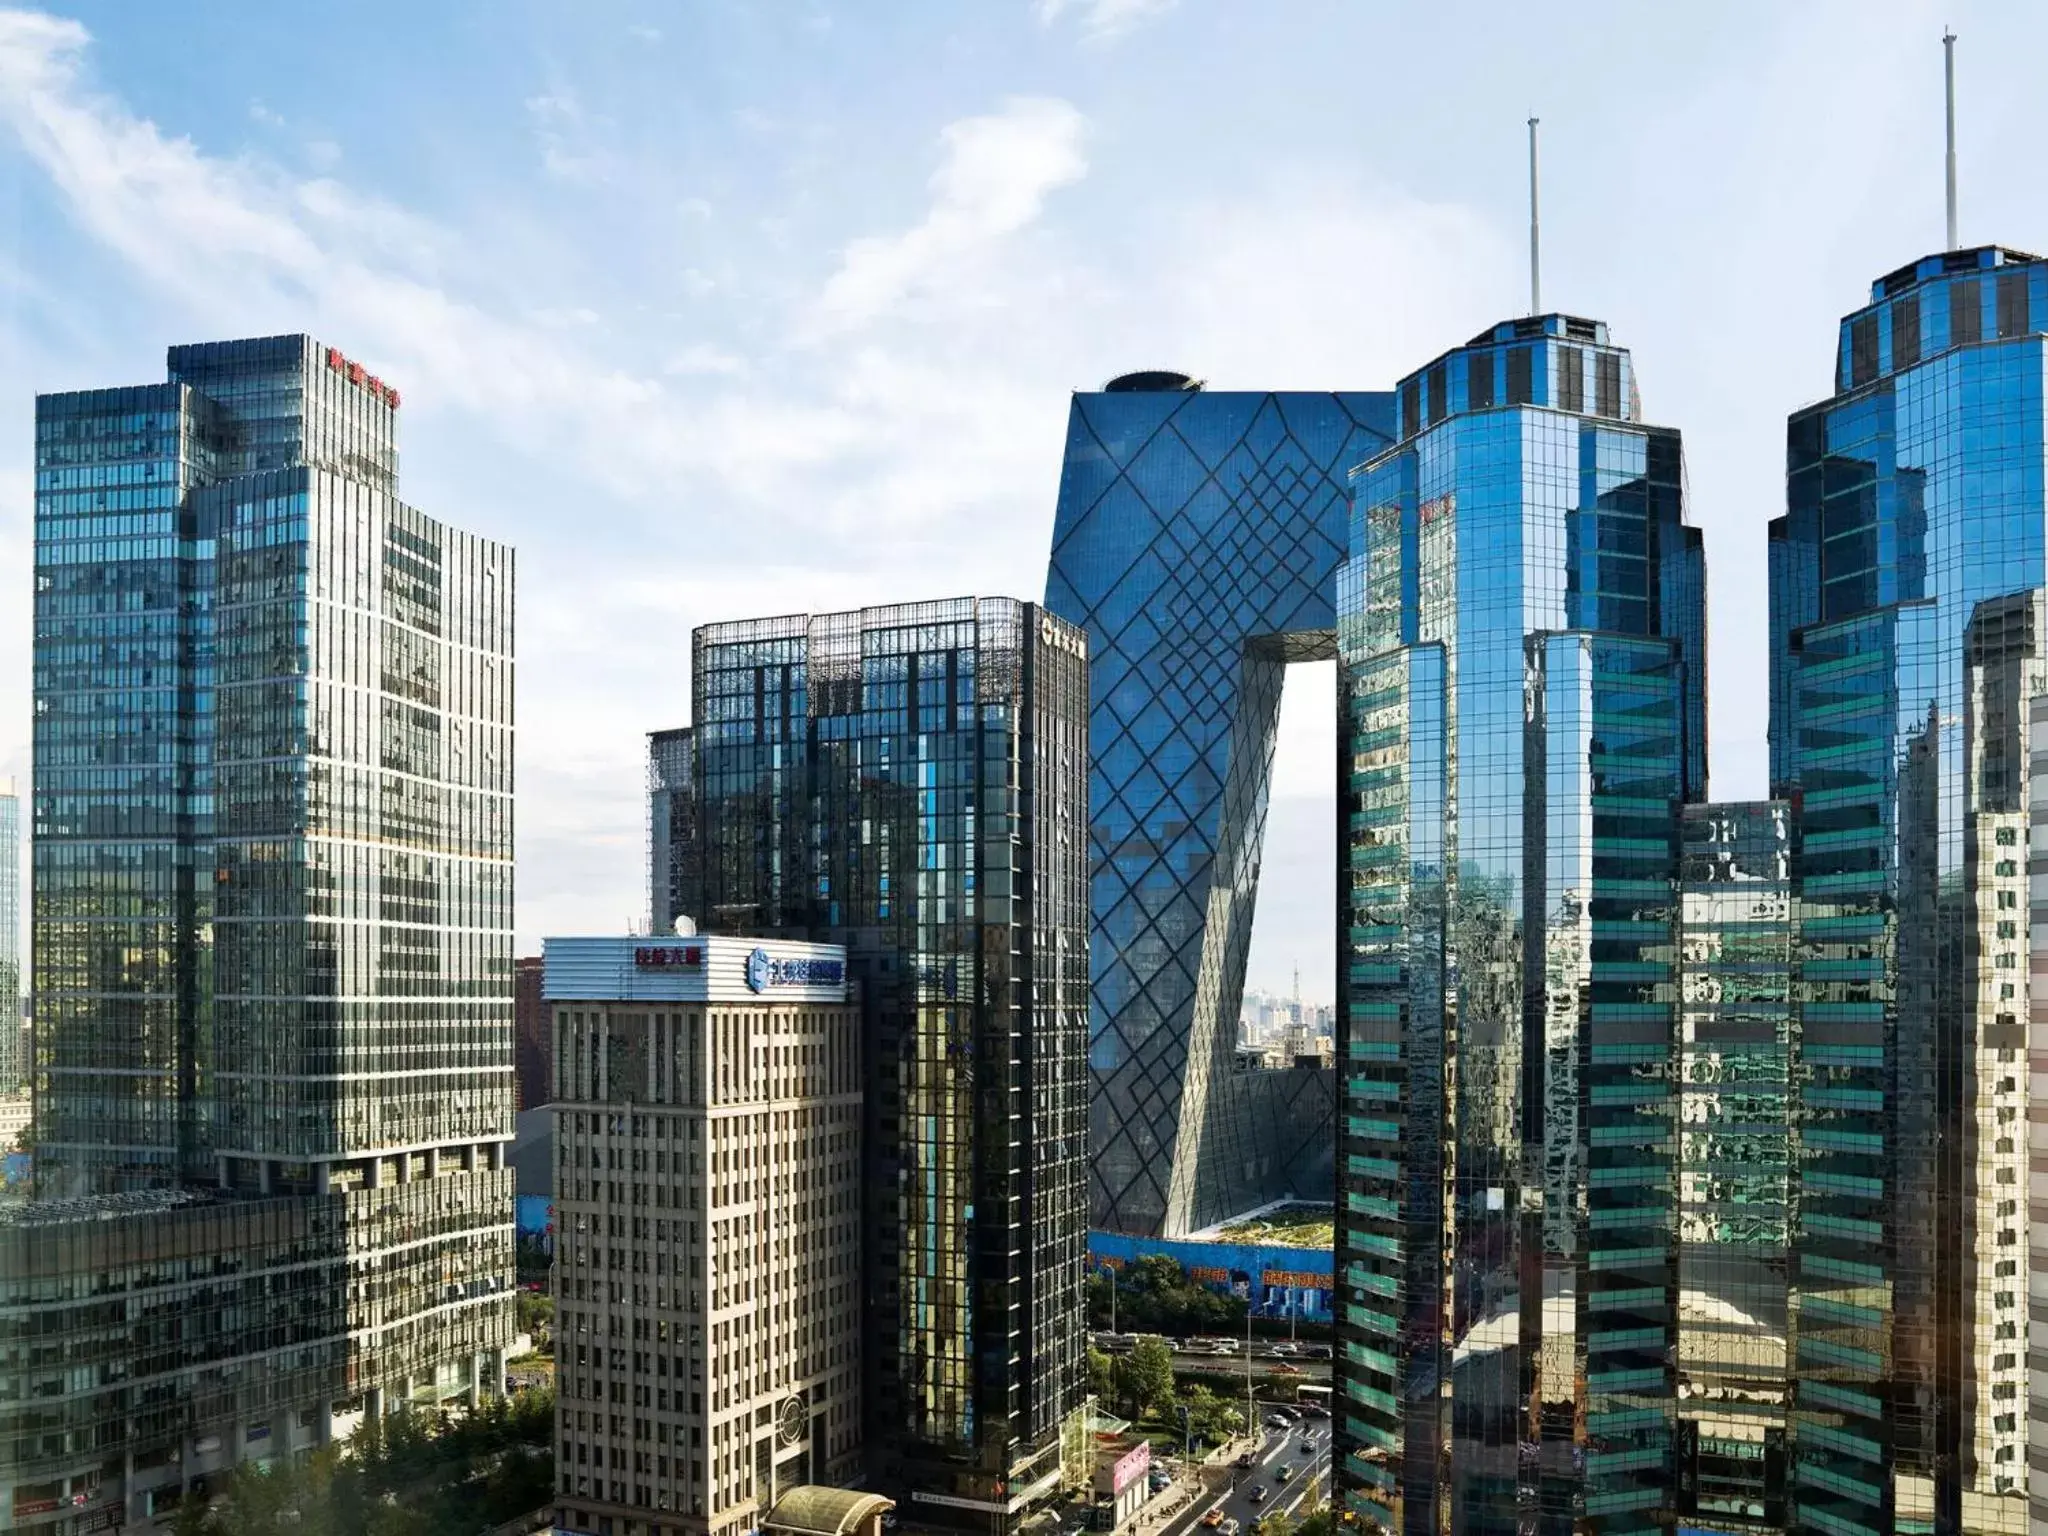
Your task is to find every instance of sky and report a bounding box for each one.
[2,0,2046,1000]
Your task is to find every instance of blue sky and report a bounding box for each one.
[2,0,2045,998]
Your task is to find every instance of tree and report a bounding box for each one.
[1087,1269,1117,1329]
[515,1290,554,1343]
[1292,1510,1335,1536]
[1099,1256,1248,1338]
[1180,1385,1243,1448]
[1087,1345,1114,1402]
[1118,1335,1176,1419]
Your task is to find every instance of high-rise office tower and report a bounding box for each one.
[1043,375,1394,1237]
[515,955,550,1110]
[1335,314,1705,1533]
[543,933,866,1536]
[679,598,1090,1531]
[7,335,515,1530]
[1770,247,2048,1536]
[0,780,19,1095]
[648,726,696,937]
[1676,801,1792,1533]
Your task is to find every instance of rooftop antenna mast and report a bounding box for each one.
[1943,28,1958,249]
[1528,116,1542,314]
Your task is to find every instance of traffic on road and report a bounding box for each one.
[1157,1403,1333,1536]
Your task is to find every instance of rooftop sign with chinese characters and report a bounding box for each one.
[543,934,849,1005]
[326,346,401,409]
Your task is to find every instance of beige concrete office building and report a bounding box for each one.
[545,933,862,1536]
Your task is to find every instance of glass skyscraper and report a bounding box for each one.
[1771,246,2048,1536]
[0,782,19,1096]
[1334,314,1705,1534]
[6,335,515,1531]
[682,598,1090,1533]
[1044,375,1393,1237]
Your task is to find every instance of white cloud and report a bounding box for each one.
[664,342,748,376]
[0,8,1500,958]
[524,89,613,184]
[809,97,1086,335]
[1032,0,1178,43]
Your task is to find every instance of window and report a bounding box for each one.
[1595,352,1622,417]
[1466,351,1494,411]
[1997,270,2030,337]
[1849,313,1878,387]
[1951,276,1983,345]
[1505,347,1533,406]
[1425,362,1447,427]
[1556,345,1583,412]
[1399,380,1419,440]
[1891,295,1921,368]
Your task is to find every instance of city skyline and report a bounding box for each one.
[10,6,2048,1002]
[12,9,2048,1534]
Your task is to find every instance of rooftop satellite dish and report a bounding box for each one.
[673,915,698,938]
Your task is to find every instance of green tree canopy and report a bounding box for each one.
[1180,1384,1244,1448]
[1118,1335,1176,1419]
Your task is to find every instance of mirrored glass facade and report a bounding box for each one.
[1676,801,1791,1533]
[1335,314,1704,1534]
[1044,377,1394,1237]
[1771,247,2048,1536]
[684,599,1090,1533]
[0,786,18,1095]
[10,335,515,1532]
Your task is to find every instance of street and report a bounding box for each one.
[1157,1412,1333,1536]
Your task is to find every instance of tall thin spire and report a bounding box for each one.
[1528,116,1542,314]
[1944,27,1959,250]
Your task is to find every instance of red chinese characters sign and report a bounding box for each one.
[325,345,402,408]
[634,946,702,969]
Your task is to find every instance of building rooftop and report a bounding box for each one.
[763,1487,896,1536]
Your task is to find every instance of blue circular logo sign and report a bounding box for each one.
[745,947,772,993]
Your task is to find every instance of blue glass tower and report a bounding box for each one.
[1771,246,2048,1536]
[11,336,516,1527]
[1044,375,1394,1237]
[1335,315,1705,1534]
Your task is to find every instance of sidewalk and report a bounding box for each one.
[1127,1431,1261,1536]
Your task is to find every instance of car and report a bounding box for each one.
[1237,1453,1257,1469]
[1299,1436,1317,1452]
[1201,1512,1224,1529]
[1273,1362,1303,1375]
[1221,1521,1240,1536]
[1300,1404,1329,1420]
[1276,1466,1294,1483]
[1248,1486,1269,1505]
[1264,1415,1288,1429]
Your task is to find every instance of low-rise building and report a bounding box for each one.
[1089,1434,1151,1532]
[546,933,863,1536]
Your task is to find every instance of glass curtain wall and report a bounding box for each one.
[1336,314,1704,1535]
[1771,248,2048,1536]
[689,599,1089,1533]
